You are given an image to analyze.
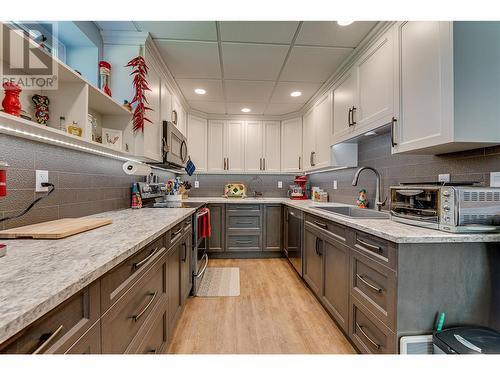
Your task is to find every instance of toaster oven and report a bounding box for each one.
[390,185,500,233]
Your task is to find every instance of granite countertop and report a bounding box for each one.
[0,207,195,345]
[184,197,500,244]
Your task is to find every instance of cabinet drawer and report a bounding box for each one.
[126,298,168,354]
[101,237,164,313]
[0,282,100,354]
[227,234,261,251]
[101,251,167,354]
[305,214,347,244]
[170,222,185,245]
[65,321,101,354]
[353,231,397,270]
[227,215,261,229]
[351,249,396,330]
[349,296,396,354]
[226,204,261,212]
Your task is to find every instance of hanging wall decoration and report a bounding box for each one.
[125,48,152,132]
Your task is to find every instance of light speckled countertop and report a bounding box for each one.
[1,197,499,345]
[0,207,195,345]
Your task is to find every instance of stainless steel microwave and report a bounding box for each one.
[390,185,500,233]
[159,120,188,168]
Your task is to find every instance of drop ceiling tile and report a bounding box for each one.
[219,21,299,44]
[189,101,226,114]
[95,21,138,31]
[155,40,221,79]
[176,79,224,101]
[225,80,275,103]
[135,21,217,41]
[222,43,288,81]
[270,81,322,104]
[280,46,352,83]
[226,102,267,115]
[297,21,377,48]
[264,102,304,115]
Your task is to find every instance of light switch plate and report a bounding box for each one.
[490,172,500,187]
[438,174,450,183]
[278,181,283,189]
[194,180,199,189]
[35,170,49,192]
[333,180,338,190]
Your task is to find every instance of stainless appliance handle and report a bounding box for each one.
[180,140,188,163]
[194,253,209,278]
[356,238,382,253]
[356,323,381,349]
[132,292,158,322]
[32,325,64,354]
[356,274,383,293]
[133,247,161,269]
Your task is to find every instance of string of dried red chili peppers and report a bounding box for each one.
[125,55,153,132]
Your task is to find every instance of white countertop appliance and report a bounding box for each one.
[390,183,500,233]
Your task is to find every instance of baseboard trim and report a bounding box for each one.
[208,251,284,259]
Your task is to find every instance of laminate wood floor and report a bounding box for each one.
[167,258,356,354]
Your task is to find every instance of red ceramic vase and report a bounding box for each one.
[2,82,22,117]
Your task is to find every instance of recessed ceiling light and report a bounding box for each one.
[337,21,354,26]
[194,88,206,95]
[290,91,302,97]
[241,108,251,113]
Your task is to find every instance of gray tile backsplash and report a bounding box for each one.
[309,132,500,209]
[0,134,174,229]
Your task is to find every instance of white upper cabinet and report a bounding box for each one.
[313,93,333,169]
[225,120,245,172]
[160,82,172,123]
[281,117,303,172]
[332,68,358,139]
[302,107,316,170]
[141,57,162,161]
[172,95,186,136]
[244,121,264,172]
[262,121,281,172]
[187,115,207,172]
[354,27,395,132]
[207,120,225,172]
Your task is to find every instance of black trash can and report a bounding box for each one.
[433,326,500,354]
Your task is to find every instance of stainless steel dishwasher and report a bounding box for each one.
[284,207,303,276]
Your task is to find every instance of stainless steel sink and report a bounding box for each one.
[312,206,390,219]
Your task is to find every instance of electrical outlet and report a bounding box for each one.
[194,180,199,189]
[35,170,49,192]
[490,172,500,187]
[333,180,338,190]
[278,181,283,189]
[438,174,450,183]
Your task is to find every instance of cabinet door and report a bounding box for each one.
[302,108,316,170]
[161,82,172,122]
[172,95,185,135]
[208,204,224,252]
[355,28,395,132]
[187,115,207,172]
[322,236,350,333]
[264,204,281,251]
[393,21,453,153]
[180,233,192,304]
[333,69,357,140]
[303,224,323,297]
[263,121,281,172]
[281,117,302,172]
[65,323,101,354]
[167,244,181,335]
[225,120,245,172]
[244,121,263,172]
[314,93,333,169]
[142,57,162,161]
[207,120,225,171]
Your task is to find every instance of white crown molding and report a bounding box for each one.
[100,30,149,45]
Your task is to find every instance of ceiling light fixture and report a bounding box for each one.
[337,21,354,26]
[290,91,302,97]
[194,88,206,95]
[241,108,251,113]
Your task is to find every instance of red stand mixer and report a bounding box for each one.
[288,175,308,200]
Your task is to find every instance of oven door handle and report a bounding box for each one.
[194,253,209,278]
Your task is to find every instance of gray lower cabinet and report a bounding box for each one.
[207,204,224,252]
[263,204,282,251]
[167,242,182,336]
[65,322,101,354]
[226,204,262,252]
[180,232,192,305]
[303,222,323,296]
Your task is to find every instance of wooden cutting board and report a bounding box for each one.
[0,218,112,239]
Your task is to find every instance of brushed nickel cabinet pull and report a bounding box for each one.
[132,291,158,322]
[313,220,327,229]
[298,156,302,170]
[32,325,64,354]
[181,243,187,262]
[356,274,383,293]
[356,238,382,253]
[348,108,352,126]
[310,151,316,166]
[236,221,253,225]
[133,247,161,269]
[391,117,398,147]
[227,158,229,170]
[172,228,183,238]
[263,158,266,170]
[236,240,253,244]
[146,348,158,354]
[351,106,357,125]
[356,323,381,349]
[259,158,262,170]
